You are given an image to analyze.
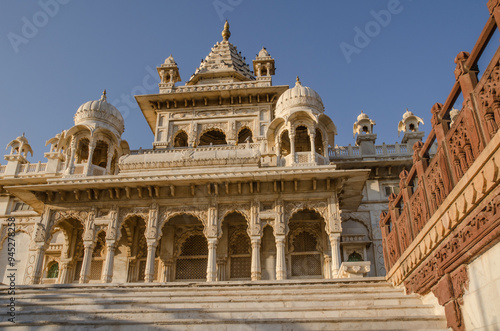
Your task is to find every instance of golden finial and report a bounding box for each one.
[222,20,231,41]
[101,89,107,102]
[295,76,302,86]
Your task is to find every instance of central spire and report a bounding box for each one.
[222,20,231,41]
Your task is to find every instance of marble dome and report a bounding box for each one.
[74,91,124,136]
[275,77,324,117]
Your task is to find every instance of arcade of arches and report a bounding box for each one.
[17,205,365,285]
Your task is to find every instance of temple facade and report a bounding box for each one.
[0,22,419,286]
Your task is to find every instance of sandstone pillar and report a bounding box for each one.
[144,240,157,283]
[79,241,94,283]
[106,151,114,175]
[251,237,262,281]
[65,137,77,174]
[216,258,227,281]
[275,235,286,280]
[323,255,332,279]
[85,140,96,175]
[101,241,116,283]
[310,132,316,163]
[31,245,47,284]
[290,132,296,164]
[57,261,69,284]
[329,233,342,278]
[207,238,218,282]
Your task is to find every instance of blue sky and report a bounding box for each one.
[0,0,493,160]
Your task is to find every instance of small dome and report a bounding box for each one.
[402,109,414,120]
[164,54,175,65]
[74,90,124,135]
[275,77,324,117]
[258,47,270,58]
[357,111,369,122]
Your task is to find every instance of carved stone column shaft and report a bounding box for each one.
[251,237,262,281]
[101,241,116,283]
[207,238,218,282]
[330,233,342,278]
[31,245,47,284]
[79,241,94,284]
[144,241,157,283]
[275,235,286,280]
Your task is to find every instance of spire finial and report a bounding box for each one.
[222,20,231,41]
[101,89,107,102]
[295,76,301,86]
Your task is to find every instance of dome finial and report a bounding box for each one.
[101,89,107,102]
[222,20,231,41]
[295,76,301,86]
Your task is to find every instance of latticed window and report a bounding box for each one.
[290,231,322,277]
[176,234,208,280]
[229,233,251,279]
[89,260,103,280]
[47,263,59,278]
[293,232,318,252]
[180,235,208,256]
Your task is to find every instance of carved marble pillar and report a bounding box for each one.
[216,258,227,281]
[79,241,94,284]
[161,259,173,282]
[31,244,47,284]
[309,132,316,164]
[57,261,69,284]
[275,235,286,280]
[144,240,157,283]
[207,238,218,282]
[105,150,114,175]
[85,140,96,176]
[65,136,77,174]
[329,233,342,278]
[101,240,116,283]
[251,237,262,281]
[323,255,332,279]
[290,132,296,164]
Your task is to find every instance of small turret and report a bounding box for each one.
[353,111,377,155]
[398,109,424,152]
[157,54,181,91]
[253,47,275,85]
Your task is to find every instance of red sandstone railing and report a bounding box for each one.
[380,2,500,273]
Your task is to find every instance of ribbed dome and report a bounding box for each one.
[357,111,369,121]
[275,77,324,117]
[258,47,270,58]
[74,91,124,135]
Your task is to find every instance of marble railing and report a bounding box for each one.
[130,142,261,155]
[328,143,409,159]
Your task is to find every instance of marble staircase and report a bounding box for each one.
[0,277,448,330]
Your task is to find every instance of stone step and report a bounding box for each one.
[5,304,438,321]
[0,278,447,330]
[0,277,392,294]
[0,316,449,330]
[12,287,407,302]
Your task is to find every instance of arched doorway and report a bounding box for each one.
[173,131,188,147]
[237,127,253,144]
[294,126,311,152]
[260,226,276,280]
[218,212,251,280]
[287,209,327,278]
[199,129,227,146]
[159,213,207,281]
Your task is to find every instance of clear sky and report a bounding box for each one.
[0,0,493,161]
